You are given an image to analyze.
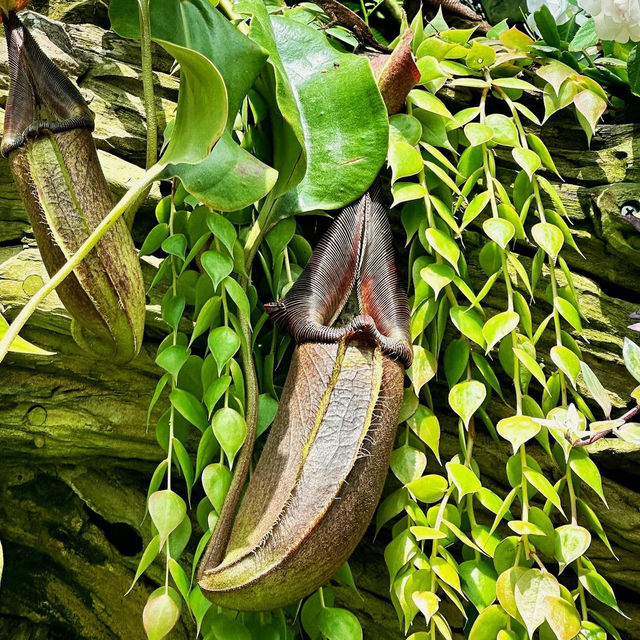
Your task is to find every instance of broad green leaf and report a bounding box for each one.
[579,621,607,640]
[317,607,362,640]
[497,415,541,454]
[156,344,190,377]
[444,339,469,387]
[250,4,388,212]
[392,181,427,206]
[421,263,454,300]
[450,306,486,348]
[526,133,560,176]
[512,147,541,180]
[555,525,591,573]
[580,571,625,616]
[0,314,54,355]
[127,535,161,594]
[515,569,560,639]
[203,375,231,415]
[543,596,581,640]
[389,140,423,183]
[174,132,278,211]
[483,218,515,250]
[257,393,279,437]
[459,560,497,611]
[569,17,598,51]
[223,277,251,319]
[208,326,240,373]
[170,388,208,431]
[449,380,486,429]
[532,222,563,261]
[551,346,580,388]
[485,114,518,146]
[385,531,418,582]
[408,346,437,395]
[412,591,439,625]
[508,520,546,536]
[406,474,448,503]
[211,407,246,466]
[391,445,427,485]
[390,114,423,146]
[623,337,640,383]
[407,405,441,461]
[573,90,607,139]
[410,527,447,540]
[496,566,528,618]
[409,90,453,119]
[446,461,481,497]
[201,250,233,290]
[376,487,409,533]
[483,311,519,354]
[468,604,509,640]
[555,297,582,332]
[580,361,611,418]
[569,448,607,504]
[629,44,640,98]
[201,463,232,514]
[524,469,564,515]
[464,123,494,146]
[537,61,575,95]
[461,191,491,228]
[143,593,180,640]
[513,347,549,393]
[172,437,195,500]
[149,490,187,545]
[431,557,462,593]
[424,228,460,272]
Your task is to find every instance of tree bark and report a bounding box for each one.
[0,8,639,640]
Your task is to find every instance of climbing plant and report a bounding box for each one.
[1,0,639,638]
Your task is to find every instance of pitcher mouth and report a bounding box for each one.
[1,10,94,157]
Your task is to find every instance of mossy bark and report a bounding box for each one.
[0,8,639,640]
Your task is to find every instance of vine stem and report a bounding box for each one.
[125,0,158,229]
[0,166,161,364]
[138,0,157,171]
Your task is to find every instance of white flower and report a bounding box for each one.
[578,0,640,43]
[526,0,583,34]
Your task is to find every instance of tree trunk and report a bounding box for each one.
[0,8,639,640]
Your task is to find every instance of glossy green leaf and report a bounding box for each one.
[497,415,541,454]
[248,3,388,212]
[409,90,453,119]
[496,566,528,619]
[485,114,519,146]
[392,182,427,206]
[512,147,541,181]
[389,140,423,183]
[143,592,180,640]
[532,222,563,261]
[449,380,486,429]
[515,569,560,639]
[524,468,564,515]
[623,337,640,383]
[390,114,423,146]
[408,346,437,395]
[580,571,625,615]
[407,405,441,462]
[406,474,448,503]
[148,490,187,545]
[464,123,494,146]
[551,345,580,388]
[459,560,497,611]
[483,311,519,354]
[317,607,362,640]
[208,326,240,373]
[170,388,208,431]
[468,604,509,640]
[542,595,581,640]
[483,218,515,250]
[424,228,460,272]
[446,461,481,497]
[202,250,233,290]
[555,524,591,573]
[461,191,491,228]
[202,463,232,513]
[569,447,607,504]
[127,535,161,594]
[211,407,246,466]
[391,445,427,485]
[450,306,486,348]
[156,344,190,378]
[580,360,611,418]
[513,347,549,393]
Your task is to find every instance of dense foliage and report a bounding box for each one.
[2,0,640,638]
